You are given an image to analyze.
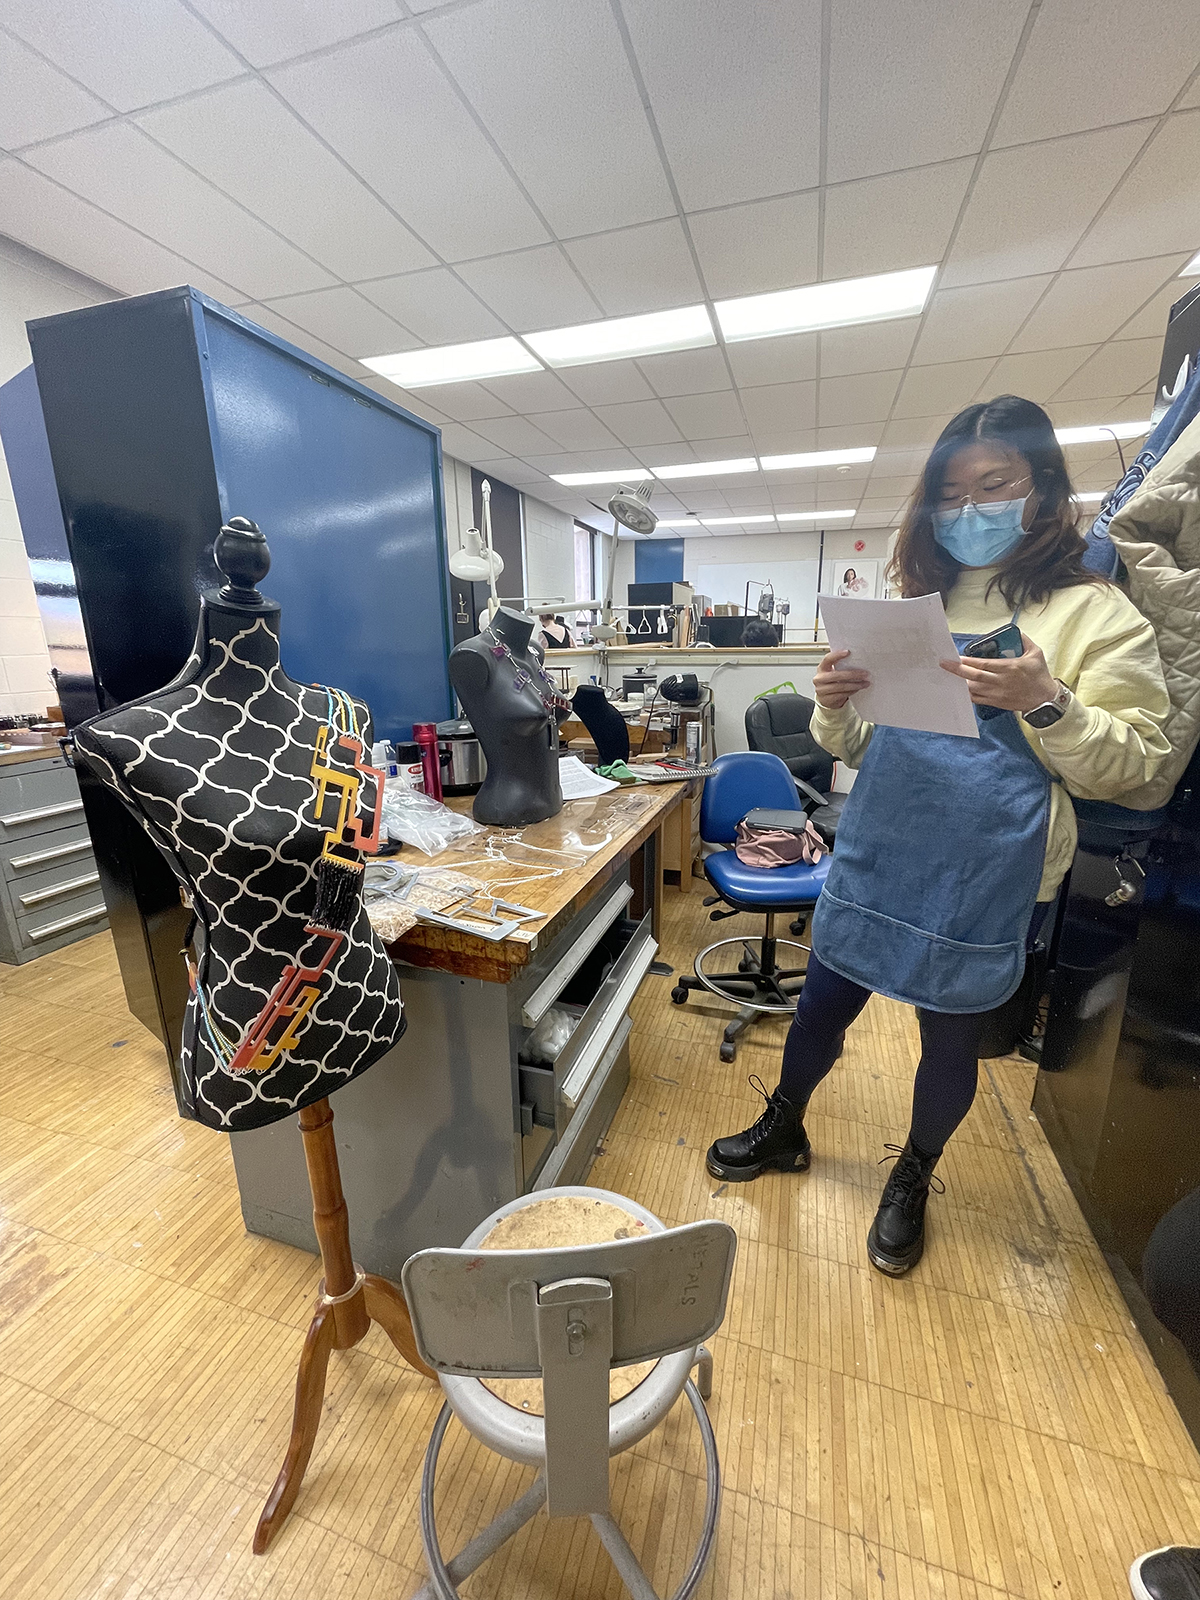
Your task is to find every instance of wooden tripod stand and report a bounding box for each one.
[254,1096,435,1554]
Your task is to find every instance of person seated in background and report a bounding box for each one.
[538,612,573,649]
[741,618,779,646]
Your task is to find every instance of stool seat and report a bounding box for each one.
[705,846,830,907]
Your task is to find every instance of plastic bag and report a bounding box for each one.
[379,778,484,855]
[523,1005,579,1065]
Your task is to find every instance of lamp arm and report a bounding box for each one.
[481,479,500,614]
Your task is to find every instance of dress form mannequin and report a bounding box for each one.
[449,605,568,825]
[72,518,432,1554]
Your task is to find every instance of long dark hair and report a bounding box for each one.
[889,395,1100,608]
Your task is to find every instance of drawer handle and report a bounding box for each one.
[0,800,83,828]
[10,839,91,871]
[521,881,635,1026]
[19,871,101,908]
[27,903,107,941]
[560,930,658,1109]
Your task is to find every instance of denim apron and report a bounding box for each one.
[810,616,1052,1014]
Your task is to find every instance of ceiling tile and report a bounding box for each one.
[983,346,1096,398]
[1009,258,1184,352]
[477,370,582,412]
[1049,394,1154,429]
[558,360,656,407]
[638,346,731,398]
[620,0,821,208]
[864,474,922,500]
[261,286,415,357]
[662,390,745,440]
[439,423,502,461]
[991,0,1200,146]
[817,370,902,429]
[941,122,1153,288]
[523,450,640,473]
[826,0,1028,182]
[563,219,704,316]
[1070,112,1200,269]
[740,381,817,437]
[1115,278,1196,342]
[812,422,885,454]
[395,382,514,423]
[818,318,919,379]
[25,123,335,299]
[911,277,1052,366]
[237,301,366,376]
[454,246,600,332]
[892,357,998,419]
[138,80,434,282]
[591,399,684,447]
[524,409,623,451]
[471,415,562,456]
[881,415,944,448]
[357,267,506,344]
[872,444,935,478]
[687,192,819,299]
[2,0,243,111]
[425,0,672,237]
[725,332,819,389]
[189,0,400,67]
[471,457,548,489]
[822,161,972,281]
[0,32,110,149]
[268,31,549,260]
[0,158,240,299]
[357,376,451,427]
[1050,339,1162,404]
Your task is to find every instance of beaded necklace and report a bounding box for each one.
[484,623,571,714]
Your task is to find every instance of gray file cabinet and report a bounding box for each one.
[0,751,108,963]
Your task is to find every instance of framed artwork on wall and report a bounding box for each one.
[822,558,879,598]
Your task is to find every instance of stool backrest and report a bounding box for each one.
[402,1217,737,1376]
[699,750,803,843]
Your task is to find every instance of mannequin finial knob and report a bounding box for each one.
[214,516,270,602]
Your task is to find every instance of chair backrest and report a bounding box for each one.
[699,750,804,844]
[402,1215,737,1376]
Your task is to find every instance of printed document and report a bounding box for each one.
[818,592,979,739]
[557,754,620,798]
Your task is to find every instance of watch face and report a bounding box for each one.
[1024,702,1064,728]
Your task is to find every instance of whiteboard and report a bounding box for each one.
[695,558,822,642]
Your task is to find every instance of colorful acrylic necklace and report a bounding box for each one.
[484,624,571,714]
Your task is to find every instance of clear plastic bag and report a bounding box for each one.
[523,1005,579,1065]
[379,779,484,855]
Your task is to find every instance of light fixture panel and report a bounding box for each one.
[761,447,877,471]
[361,335,541,388]
[652,457,758,480]
[526,305,715,368]
[550,467,654,486]
[716,266,936,343]
[1054,421,1152,445]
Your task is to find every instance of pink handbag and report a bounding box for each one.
[734,808,827,868]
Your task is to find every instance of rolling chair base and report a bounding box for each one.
[672,920,810,1063]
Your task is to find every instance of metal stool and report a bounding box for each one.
[401,1186,737,1599]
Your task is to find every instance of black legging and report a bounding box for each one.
[778,953,984,1156]
[1143,1187,1200,1370]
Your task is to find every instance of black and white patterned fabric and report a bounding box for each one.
[74,601,404,1131]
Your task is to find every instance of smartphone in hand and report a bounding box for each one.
[962,623,1023,719]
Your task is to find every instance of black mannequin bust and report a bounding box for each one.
[72,517,404,1132]
[448,606,568,826]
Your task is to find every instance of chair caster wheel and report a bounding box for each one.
[789,918,807,937]
[719,1042,736,1063]
[671,986,689,1005]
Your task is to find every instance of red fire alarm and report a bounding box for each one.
[854,538,866,552]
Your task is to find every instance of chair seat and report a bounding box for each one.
[705,847,830,908]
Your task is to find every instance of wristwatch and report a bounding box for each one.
[1022,679,1073,729]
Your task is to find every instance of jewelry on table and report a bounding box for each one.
[483,624,571,714]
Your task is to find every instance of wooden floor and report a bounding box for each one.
[2,894,1199,1599]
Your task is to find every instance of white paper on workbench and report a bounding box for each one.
[818,592,979,739]
[557,754,620,798]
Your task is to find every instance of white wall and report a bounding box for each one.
[0,235,117,716]
[522,495,576,609]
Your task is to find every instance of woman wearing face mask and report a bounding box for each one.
[706,395,1170,1276]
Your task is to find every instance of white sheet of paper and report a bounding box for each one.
[557,754,620,798]
[817,592,979,739]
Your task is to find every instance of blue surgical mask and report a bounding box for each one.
[932,498,1027,567]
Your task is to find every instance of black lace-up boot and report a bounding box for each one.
[705,1075,811,1182]
[1129,1546,1200,1600]
[867,1139,945,1276]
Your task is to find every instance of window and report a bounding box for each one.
[574,523,597,609]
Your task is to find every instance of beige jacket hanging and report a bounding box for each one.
[1105,410,1200,810]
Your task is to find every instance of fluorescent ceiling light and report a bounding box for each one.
[653,518,702,528]
[1054,421,1151,445]
[549,467,653,486]
[652,457,758,480]
[777,509,856,521]
[716,266,936,344]
[1181,250,1200,276]
[760,446,877,471]
[526,305,714,368]
[361,335,541,388]
[701,515,777,526]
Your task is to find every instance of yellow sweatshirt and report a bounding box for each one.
[810,567,1172,899]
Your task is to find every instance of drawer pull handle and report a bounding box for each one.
[27,903,107,941]
[10,839,91,870]
[521,881,635,1026]
[0,800,83,828]
[19,871,101,908]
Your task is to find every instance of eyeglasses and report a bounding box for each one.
[936,474,1032,524]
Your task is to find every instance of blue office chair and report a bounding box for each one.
[671,751,832,1062]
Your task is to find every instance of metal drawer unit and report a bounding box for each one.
[0,755,108,963]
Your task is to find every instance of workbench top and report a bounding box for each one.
[382,781,686,981]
